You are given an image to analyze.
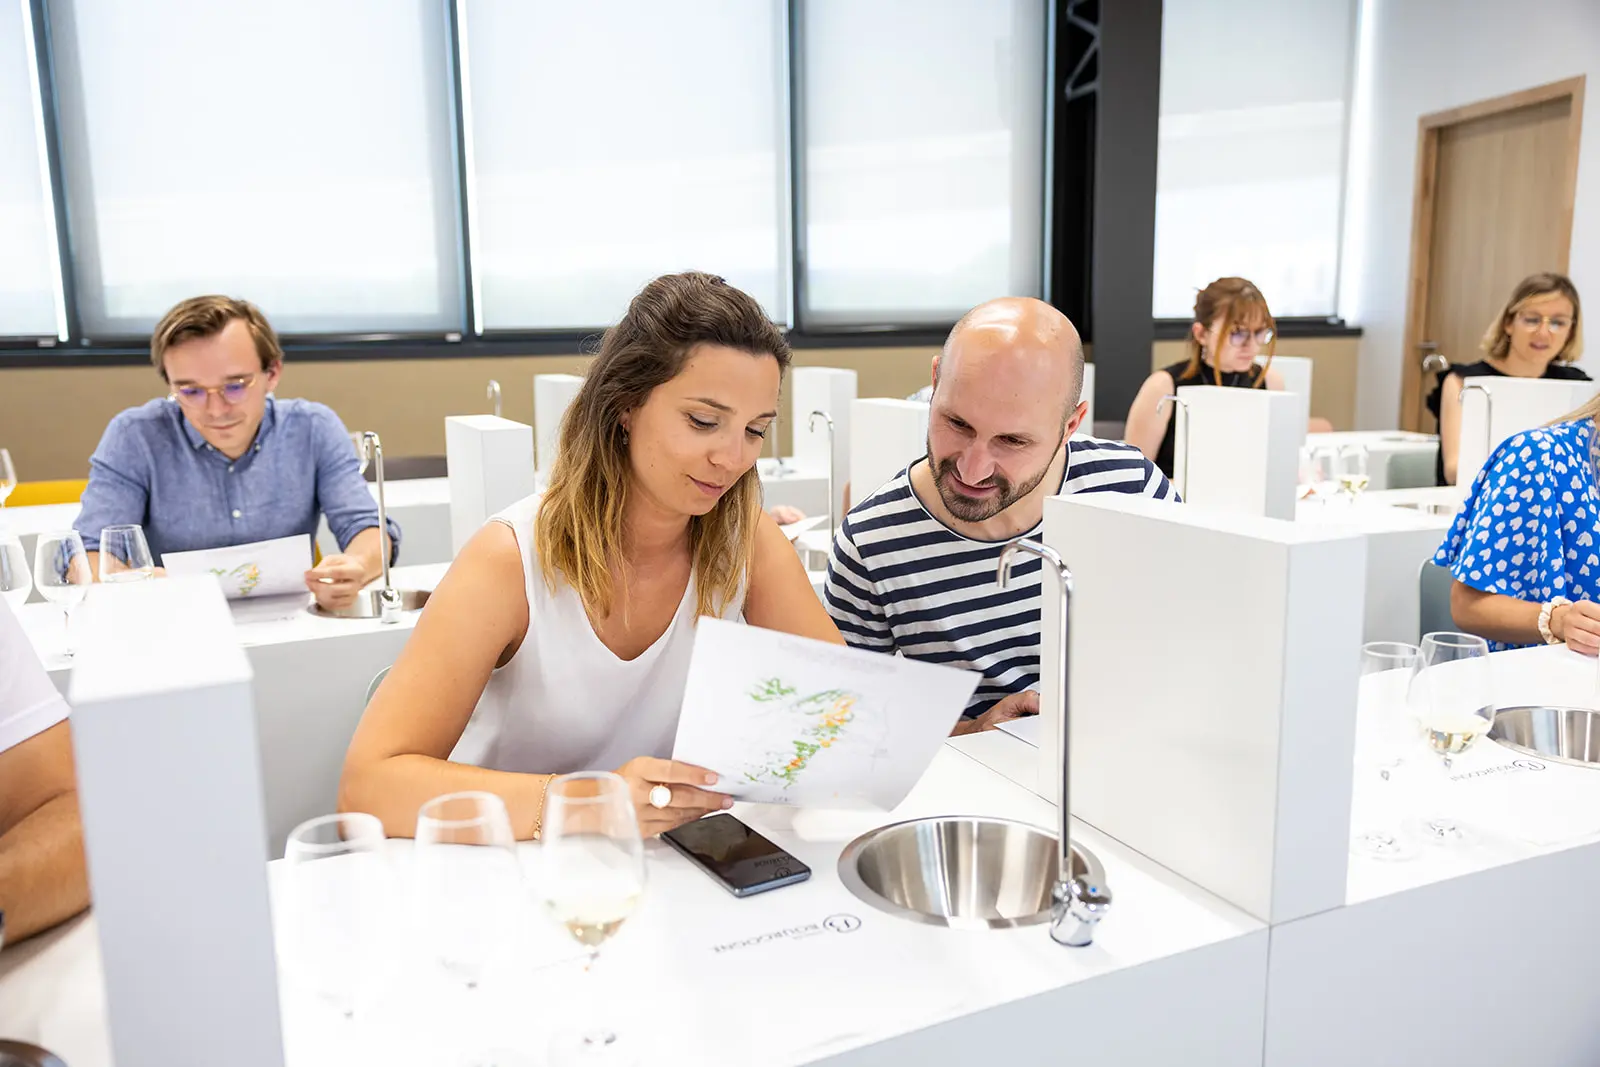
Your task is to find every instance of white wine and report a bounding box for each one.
[102,568,154,584]
[546,894,639,948]
[1421,711,1491,756]
[37,583,87,609]
[1339,474,1370,494]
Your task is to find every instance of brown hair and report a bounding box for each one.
[535,272,790,621]
[150,295,284,381]
[1184,277,1277,387]
[1481,271,1583,363]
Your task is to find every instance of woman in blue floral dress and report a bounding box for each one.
[1435,395,1600,653]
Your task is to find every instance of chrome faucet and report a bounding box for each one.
[486,379,502,419]
[808,410,837,536]
[996,539,1111,947]
[361,431,402,624]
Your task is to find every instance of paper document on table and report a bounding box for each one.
[671,618,978,809]
[995,714,1043,747]
[778,514,826,542]
[162,534,313,600]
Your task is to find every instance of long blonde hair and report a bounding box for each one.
[1184,277,1277,386]
[535,272,790,621]
[1482,272,1584,363]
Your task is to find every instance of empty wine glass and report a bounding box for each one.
[1351,641,1422,861]
[1299,445,1336,503]
[0,449,15,506]
[281,813,394,1021]
[351,433,370,477]
[537,771,646,1067]
[33,530,90,657]
[1407,632,1494,845]
[99,525,155,583]
[0,533,31,611]
[415,791,529,1067]
[1337,444,1370,500]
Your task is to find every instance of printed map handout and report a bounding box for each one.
[671,618,979,809]
[162,534,313,600]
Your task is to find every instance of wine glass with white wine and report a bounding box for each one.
[1337,444,1370,500]
[537,771,646,1067]
[33,530,91,657]
[1407,631,1495,845]
[0,449,16,507]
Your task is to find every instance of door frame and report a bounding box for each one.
[1398,75,1586,431]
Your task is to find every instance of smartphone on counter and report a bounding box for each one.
[660,813,812,898]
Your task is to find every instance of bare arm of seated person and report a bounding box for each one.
[339,522,733,839]
[304,525,387,611]
[743,509,844,645]
[949,689,1039,736]
[1437,373,1465,485]
[1123,371,1177,461]
[0,721,89,943]
[1450,582,1600,655]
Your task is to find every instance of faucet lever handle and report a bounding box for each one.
[1050,877,1112,947]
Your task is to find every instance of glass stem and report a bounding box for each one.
[580,947,615,1049]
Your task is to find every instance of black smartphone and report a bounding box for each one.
[660,813,812,898]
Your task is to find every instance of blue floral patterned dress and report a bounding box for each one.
[1434,418,1600,651]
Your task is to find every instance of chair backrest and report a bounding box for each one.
[9,479,88,507]
[365,666,391,706]
[1418,560,1456,638]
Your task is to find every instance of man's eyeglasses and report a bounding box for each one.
[1515,313,1573,333]
[171,375,257,407]
[1226,328,1275,347]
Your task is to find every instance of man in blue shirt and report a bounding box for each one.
[74,296,399,612]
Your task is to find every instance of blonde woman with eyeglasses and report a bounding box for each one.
[1427,272,1590,485]
[1125,276,1331,480]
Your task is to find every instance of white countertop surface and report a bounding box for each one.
[0,745,1263,1067]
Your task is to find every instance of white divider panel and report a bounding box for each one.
[1045,493,1365,924]
[1299,501,1452,645]
[1454,376,1599,486]
[1261,354,1312,401]
[446,415,535,555]
[850,398,930,504]
[69,577,284,1067]
[1175,385,1307,520]
[533,372,584,474]
[791,367,856,522]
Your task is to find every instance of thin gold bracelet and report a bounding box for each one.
[530,774,554,841]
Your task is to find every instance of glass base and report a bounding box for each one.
[1351,828,1420,861]
[1404,815,1473,847]
[549,1029,636,1067]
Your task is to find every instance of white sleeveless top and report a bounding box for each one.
[449,495,745,774]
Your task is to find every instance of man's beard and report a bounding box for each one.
[930,448,1056,522]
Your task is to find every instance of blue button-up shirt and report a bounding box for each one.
[74,396,401,565]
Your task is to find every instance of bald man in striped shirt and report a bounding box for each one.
[824,298,1178,734]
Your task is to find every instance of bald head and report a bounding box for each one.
[938,298,1084,413]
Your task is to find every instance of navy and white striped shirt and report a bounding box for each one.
[824,438,1177,717]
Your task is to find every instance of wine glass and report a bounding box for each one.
[0,533,31,611]
[1407,632,1494,844]
[1337,445,1370,500]
[351,433,370,477]
[1351,641,1422,861]
[33,530,90,657]
[536,771,646,1067]
[99,525,155,583]
[0,449,15,506]
[414,791,529,1067]
[281,813,394,1022]
[1298,445,1336,503]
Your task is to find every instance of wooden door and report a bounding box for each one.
[1399,77,1585,432]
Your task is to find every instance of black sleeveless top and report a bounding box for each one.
[1425,359,1593,485]
[1154,359,1267,480]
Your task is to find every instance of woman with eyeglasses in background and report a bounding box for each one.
[1126,277,1322,481]
[72,296,397,612]
[1427,272,1589,485]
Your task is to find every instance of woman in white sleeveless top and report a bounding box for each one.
[341,273,841,838]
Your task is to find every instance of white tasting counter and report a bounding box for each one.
[20,563,449,852]
[0,745,1268,1067]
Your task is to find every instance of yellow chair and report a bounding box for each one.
[8,479,88,507]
